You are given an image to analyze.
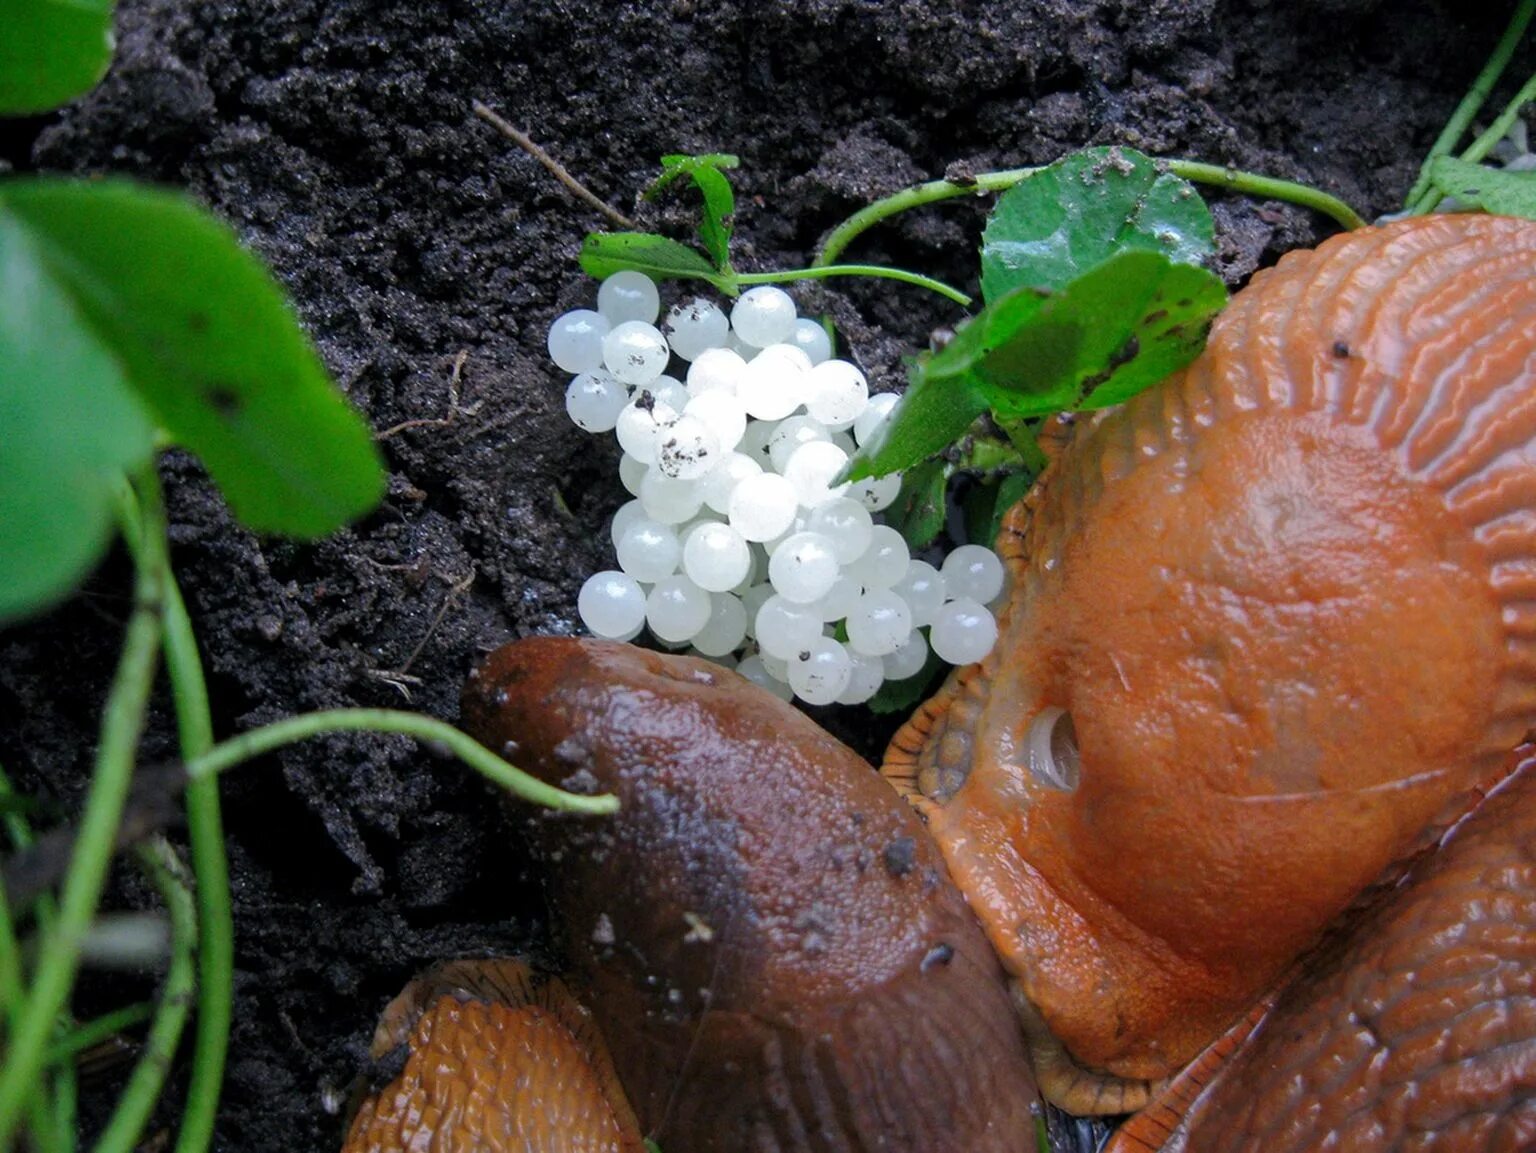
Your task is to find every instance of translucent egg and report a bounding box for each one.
[787,637,853,705]
[614,394,679,465]
[942,544,1006,604]
[739,582,776,639]
[615,518,681,582]
[737,417,780,469]
[767,531,840,604]
[782,441,850,508]
[836,650,886,705]
[650,376,691,412]
[736,653,793,701]
[846,524,910,590]
[547,309,611,373]
[805,360,868,427]
[655,413,722,481]
[847,472,902,512]
[930,597,999,665]
[639,470,702,524]
[892,559,946,626]
[646,575,713,643]
[699,451,763,514]
[790,317,833,366]
[811,574,862,623]
[754,594,824,660]
[730,286,797,347]
[728,473,799,541]
[845,589,913,657]
[618,453,647,496]
[853,392,900,445]
[564,371,629,433]
[883,628,930,680]
[682,390,747,454]
[737,344,809,420]
[807,498,873,564]
[664,298,731,361]
[577,570,646,639]
[683,522,752,592]
[692,593,749,657]
[597,270,661,325]
[603,320,671,385]
[765,416,830,472]
[684,346,746,395]
[608,498,646,548]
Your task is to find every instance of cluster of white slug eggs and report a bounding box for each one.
[548,270,1003,706]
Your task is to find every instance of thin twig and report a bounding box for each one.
[471,101,637,229]
[375,351,482,441]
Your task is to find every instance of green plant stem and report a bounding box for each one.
[1459,67,1536,166]
[814,161,1366,272]
[0,468,165,1150]
[1404,0,1536,210]
[51,1068,77,1153]
[42,1002,155,1067]
[91,838,197,1153]
[738,263,972,306]
[185,710,619,815]
[128,503,231,1153]
[1163,162,1367,230]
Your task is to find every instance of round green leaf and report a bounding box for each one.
[0,0,116,116]
[0,178,385,539]
[981,146,1216,303]
[0,210,154,621]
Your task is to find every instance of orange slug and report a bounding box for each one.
[883,213,1536,1115]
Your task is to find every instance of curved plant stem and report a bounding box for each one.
[117,458,233,1153]
[1404,0,1536,211]
[1163,162,1367,230]
[160,575,229,1153]
[42,1002,154,1067]
[91,838,196,1153]
[0,467,165,1149]
[185,710,619,815]
[739,263,972,306]
[814,160,1366,273]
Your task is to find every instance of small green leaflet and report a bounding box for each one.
[1428,156,1536,219]
[846,250,1225,482]
[579,232,733,292]
[0,178,385,618]
[0,210,154,621]
[981,146,1215,302]
[866,645,945,714]
[891,458,949,549]
[647,153,740,272]
[0,0,116,116]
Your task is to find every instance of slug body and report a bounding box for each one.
[884,215,1536,1113]
[459,637,1041,1152]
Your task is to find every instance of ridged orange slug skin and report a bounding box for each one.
[1109,755,1536,1152]
[462,636,1041,1153]
[344,958,646,1153]
[883,215,1536,1106]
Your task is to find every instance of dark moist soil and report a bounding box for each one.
[0,1,1527,1149]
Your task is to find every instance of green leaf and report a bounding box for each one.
[981,146,1216,302]
[892,458,949,549]
[843,250,1224,482]
[979,470,1035,550]
[1428,156,1536,219]
[0,178,385,538]
[645,153,740,272]
[579,231,734,291]
[0,0,115,116]
[0,210,155,621]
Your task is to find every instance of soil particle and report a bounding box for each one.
[0,1,1527,1149]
